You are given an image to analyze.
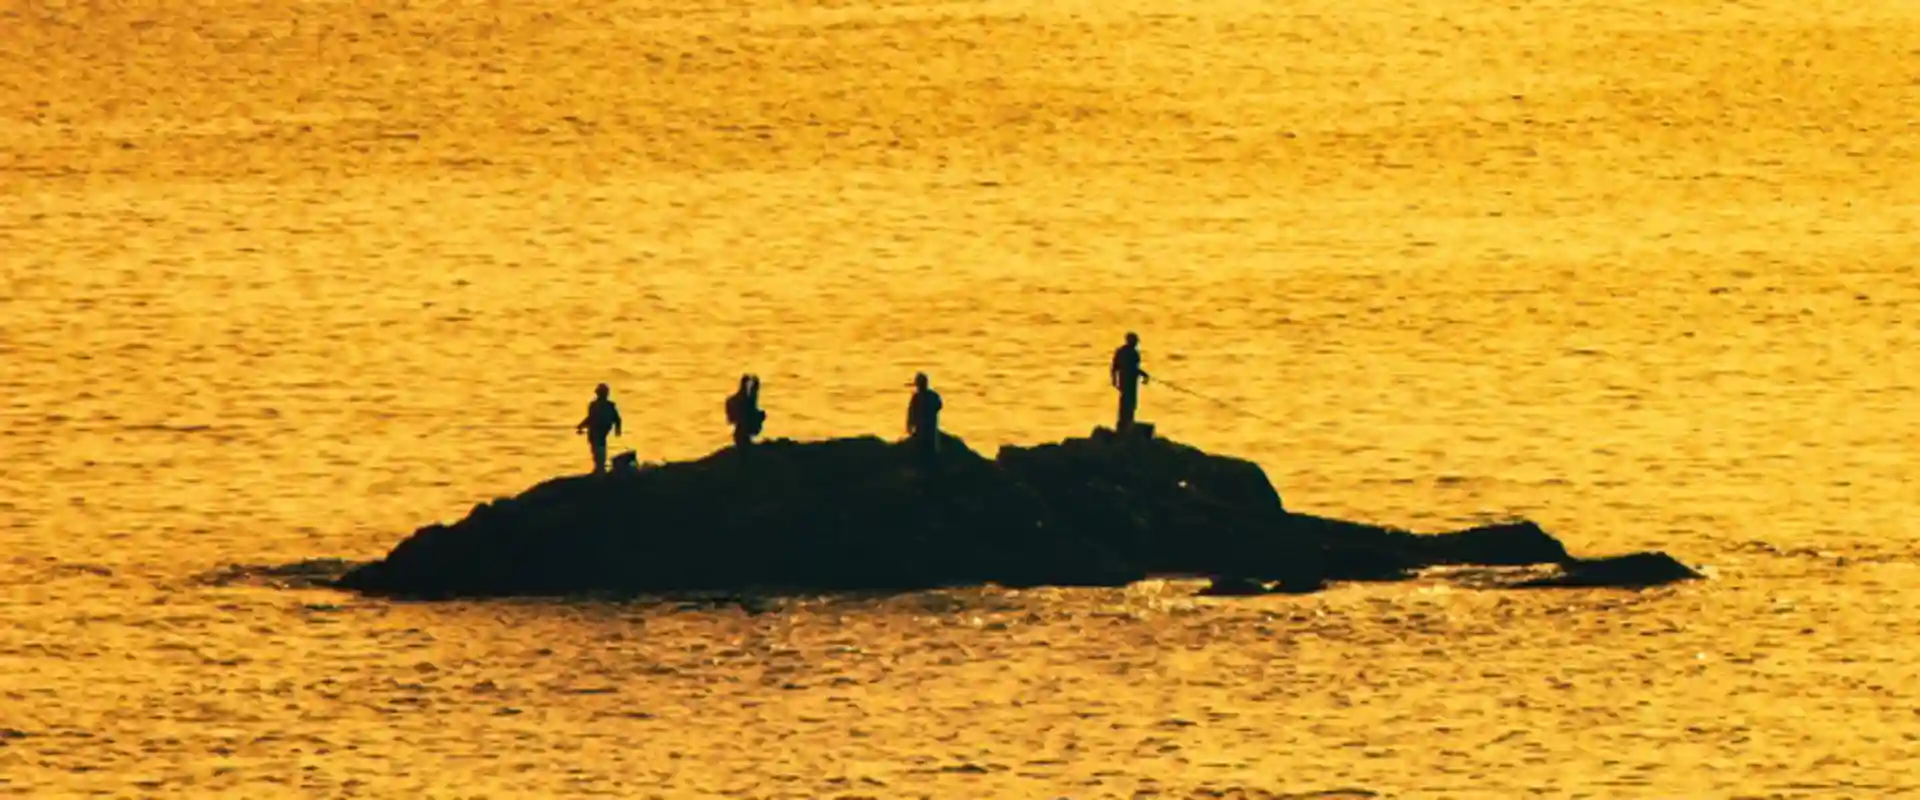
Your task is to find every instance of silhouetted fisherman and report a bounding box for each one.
[726,373,767,447]
[575,383,623,474]
[905,372,943,460]
[1111,331,1151,431]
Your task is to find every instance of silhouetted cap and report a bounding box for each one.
[1125,332,1139,345]
[913,372,929,388]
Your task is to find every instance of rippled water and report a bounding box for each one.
[4,0,1918,795]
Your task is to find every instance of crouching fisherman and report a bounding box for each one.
[726,373,767,447]
[905,372,943,461]
[575,383,623,474]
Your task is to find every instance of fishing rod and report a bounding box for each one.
[409,424,561,430]
[401,424,577,437]
[1150,378,1291,428]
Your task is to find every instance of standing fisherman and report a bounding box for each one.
[905,372,943,460]
[575,383,623,474]
[1110,332,1151,432]
[726,373,767,447]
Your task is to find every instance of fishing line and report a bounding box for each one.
[1151,378,1291,428]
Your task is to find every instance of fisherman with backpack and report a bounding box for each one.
[726,374,767,447]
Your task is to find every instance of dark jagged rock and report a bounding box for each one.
[336,428,1691,599]
[1515,552,1703,588]
[342,433,1140,599]
[995,426,1310,587]
[1249,516,1568,584]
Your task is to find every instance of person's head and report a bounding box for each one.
[914,372,929,390]
[739,374,753,389]
[1125,332,1139,346]
[595,383,610,399]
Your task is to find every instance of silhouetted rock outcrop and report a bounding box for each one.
[1516,552,1703,588]
[336,428,1696,599]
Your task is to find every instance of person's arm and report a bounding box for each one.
[1110,353,1122,389]
[577,406,589,433]
[612,405,623,436]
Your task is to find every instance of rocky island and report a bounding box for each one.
[336,428,1700,599]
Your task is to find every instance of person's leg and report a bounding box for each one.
[1118,387,1138,430]
[591,436,608,473]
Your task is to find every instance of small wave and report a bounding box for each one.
[197,558,361,589]
[1732,539,1909,567]
[120,423,218,434]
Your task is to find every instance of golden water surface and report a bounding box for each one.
[3,0,1918,796]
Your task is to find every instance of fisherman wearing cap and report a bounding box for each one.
[1110,332,1151,432]
[905,372,943,460]
[575,383,623,474]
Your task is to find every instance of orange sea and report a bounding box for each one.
[3,0,1918,796]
